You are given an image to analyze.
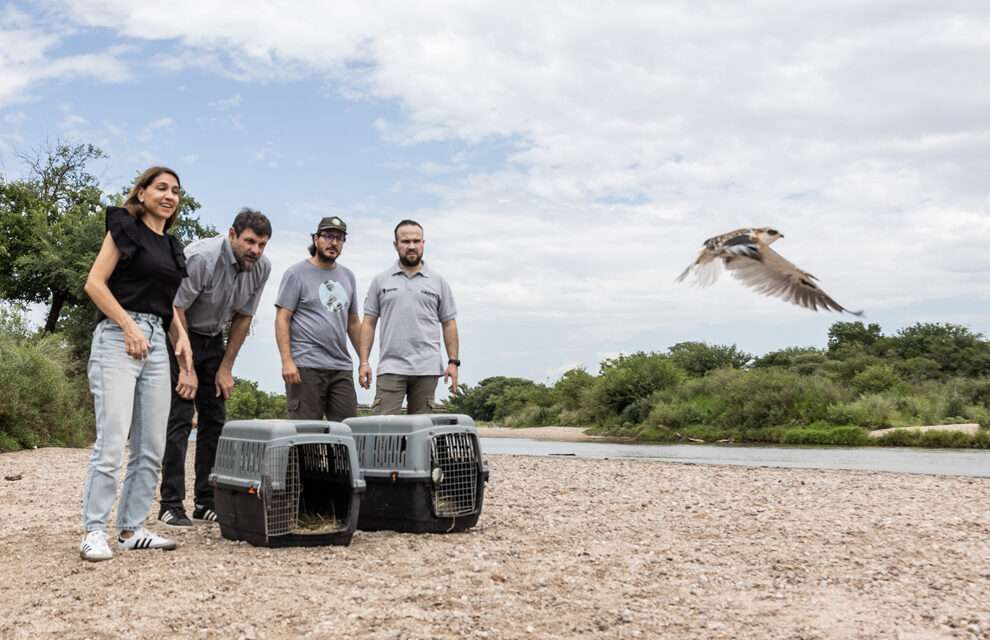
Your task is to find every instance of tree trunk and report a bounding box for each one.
[45,290,66,333]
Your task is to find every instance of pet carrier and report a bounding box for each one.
[344,414,489,533]
[209,420,365,547]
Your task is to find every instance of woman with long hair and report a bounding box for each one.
[78,166,197,561]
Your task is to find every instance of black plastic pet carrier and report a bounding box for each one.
[344,414,489,533]
[209,420,365,547]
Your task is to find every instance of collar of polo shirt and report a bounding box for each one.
[391,260,430,277]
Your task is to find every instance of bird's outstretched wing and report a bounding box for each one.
[725,245,863,316]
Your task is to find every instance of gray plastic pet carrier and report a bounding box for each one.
[209,420,365,547]
[344,414,489,533]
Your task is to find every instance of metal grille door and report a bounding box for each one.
[262,446,300,537]
[430,433,479,517]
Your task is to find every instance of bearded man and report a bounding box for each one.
[358,219,459,415]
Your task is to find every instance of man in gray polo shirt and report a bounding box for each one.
[358,219,459,414]
[275,216,360,421]
[158,208,272,528]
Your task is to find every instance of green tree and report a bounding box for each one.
[447,376,538,421]
[0,143,107,332]
[667,341,752,376]
[226,378,287,420]
[583,352,685,424]
[0,142,215,350]
[553,367,594,410]
[887,323,990,378]
[827,321,883,354]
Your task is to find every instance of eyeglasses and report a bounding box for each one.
[317,231,345,243]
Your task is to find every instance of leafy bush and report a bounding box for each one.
[0,332,94,451]
[828,394,899,428]
[851,364,902,394]
[581,352,684,424]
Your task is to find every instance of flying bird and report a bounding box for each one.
[676,227,863,316]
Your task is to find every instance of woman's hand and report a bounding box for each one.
[173,335,197,400]
[123,322,151,360]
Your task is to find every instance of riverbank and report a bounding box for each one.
[1,446,988,639]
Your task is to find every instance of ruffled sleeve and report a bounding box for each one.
[168,234,187,277]
[105,207,140,260]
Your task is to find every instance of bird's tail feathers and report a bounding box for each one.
[676,255,722,286]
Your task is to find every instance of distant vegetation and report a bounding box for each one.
[448,321,990,448]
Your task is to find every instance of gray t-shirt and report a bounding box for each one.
[275,259,358,371]
[174,235,271,336]
[363,262,457,376]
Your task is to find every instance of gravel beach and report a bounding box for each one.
[1,445,988,639]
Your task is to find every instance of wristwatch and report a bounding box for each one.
[448,358,461,366]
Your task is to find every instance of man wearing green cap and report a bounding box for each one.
[274,216,360,420]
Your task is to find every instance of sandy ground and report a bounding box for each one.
[1,445,989,640]
[868,423,982,438]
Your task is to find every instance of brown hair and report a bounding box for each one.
[123,166,181,231]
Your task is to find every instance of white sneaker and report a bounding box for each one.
[80,530,113,562]
[117,527,177,551]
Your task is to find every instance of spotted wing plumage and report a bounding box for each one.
[725,245,862,315]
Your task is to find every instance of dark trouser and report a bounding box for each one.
[371,374,439,415]
[160,331,225,510]
[286,368,358,422]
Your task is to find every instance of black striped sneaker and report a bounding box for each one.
[158,506,193,528]
[192,504,218,524]
[117,527,177,551]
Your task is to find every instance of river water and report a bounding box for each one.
[480,437,990,478]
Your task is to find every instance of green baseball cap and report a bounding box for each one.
[316,216,347,234]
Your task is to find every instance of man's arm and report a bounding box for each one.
[357,315,378,390]
[442,318,459,393]
[172,307,199,397]
[347,312,361,355]
[216,312,252,399]
[275,307,301,386]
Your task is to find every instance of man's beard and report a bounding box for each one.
[316,249,338,266]
[235,254,257,271]
[399,253,421,267]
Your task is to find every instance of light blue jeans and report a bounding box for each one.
[82,312,171,532]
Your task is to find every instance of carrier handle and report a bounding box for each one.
[430,416,459,426]
[296,423,331,434]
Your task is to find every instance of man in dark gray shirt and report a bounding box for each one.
[275,216,360,421]
[358,219,459,414]
[158,209,272,528]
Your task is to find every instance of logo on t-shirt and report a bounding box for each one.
[319,280,348,312]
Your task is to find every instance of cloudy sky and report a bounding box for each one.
[3,1,989,400]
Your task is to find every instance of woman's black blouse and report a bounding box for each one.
[99,207,186,327]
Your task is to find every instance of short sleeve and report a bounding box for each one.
[347,270,359,315]
[173,250,208,309]
[237,257,271,317]
[105,207,140,260]
[167,234,187,278]
[274,265,302,312]
[363,274,381,317]
[438,277,457,321]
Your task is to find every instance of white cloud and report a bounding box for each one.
[20,1,990,386]
[0,8,129,108]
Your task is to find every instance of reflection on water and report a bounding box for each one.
[480,438,990,478]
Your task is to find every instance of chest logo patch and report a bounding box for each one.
[319,280,348,313]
